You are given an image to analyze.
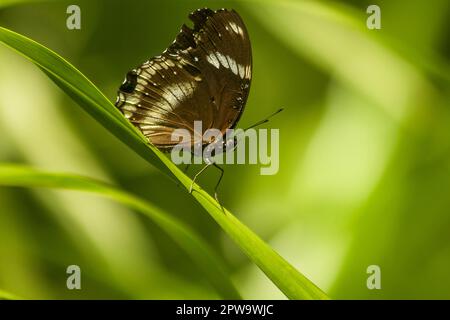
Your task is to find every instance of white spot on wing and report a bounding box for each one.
[229,22,239,34]
[216,52,229,69]
[206,53,220,69]
[227,55,238,76]
[122,104,137,112]
[228,22,244,37]
[207,52,246,78]
[124,111,133,119]
[245,65,251,79]
[165,59,175,67]
[238,64,245,78]
[125,96,141,105]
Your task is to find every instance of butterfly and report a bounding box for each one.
[115,8,253,203]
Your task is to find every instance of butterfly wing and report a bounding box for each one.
[115,8,252,150]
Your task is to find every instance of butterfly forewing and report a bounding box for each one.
[116,8,252,150]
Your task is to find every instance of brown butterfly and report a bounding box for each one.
[116,8,268,203]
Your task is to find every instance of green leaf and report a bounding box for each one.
[0,163,241,299]
[0,26,329,299]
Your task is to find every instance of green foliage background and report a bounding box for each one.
[0,0,449,299]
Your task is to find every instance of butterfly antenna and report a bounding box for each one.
[244,108,284,131]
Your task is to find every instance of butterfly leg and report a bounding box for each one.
[212,163,226,213]
[212,164,224,203]
[189,163,211,194]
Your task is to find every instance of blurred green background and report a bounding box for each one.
[0,0,449,299]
